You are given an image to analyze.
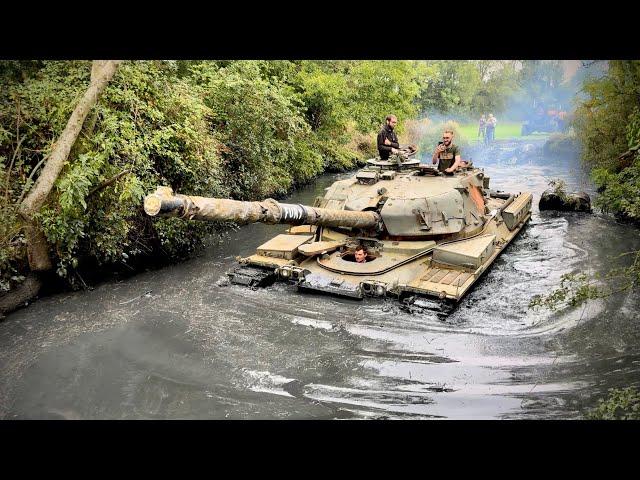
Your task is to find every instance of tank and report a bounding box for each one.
[144,154,532,312]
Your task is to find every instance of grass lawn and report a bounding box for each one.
[457,122,550,143]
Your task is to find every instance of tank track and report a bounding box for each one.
[400,295,455,320]
[228,265,277,288]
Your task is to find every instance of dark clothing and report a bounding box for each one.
[435,142,461,172]
[377,124,399,160]
[478,119,486,139]
[485,117,496,145]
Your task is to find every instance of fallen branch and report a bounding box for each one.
[119,290,153,305]
[87,168,132,197]
[618,145,639,161]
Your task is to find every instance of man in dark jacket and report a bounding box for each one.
[377,114,400,160]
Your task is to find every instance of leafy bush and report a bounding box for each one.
[592,160,640,220]
[190,61,324,199]
[586,387,640,420]
[0,59,427,289]
[543,133,580,157]
[573,61,640,172]
[1,61,228,285]
[531,61,640,311]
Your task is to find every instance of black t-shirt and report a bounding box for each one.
[377,124,399,160]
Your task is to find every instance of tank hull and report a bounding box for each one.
[231,194,531,304]
[143,166,534,308]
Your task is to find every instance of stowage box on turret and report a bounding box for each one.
[144,154,532,311]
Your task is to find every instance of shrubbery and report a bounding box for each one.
[586,387,640,420]
[0,60,426,290]
[542,133,580,157]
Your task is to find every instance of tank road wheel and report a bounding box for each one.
[228,265,277,288]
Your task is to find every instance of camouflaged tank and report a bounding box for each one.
[144,152,532,312]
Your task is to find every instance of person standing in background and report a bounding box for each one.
[485,113,497,145]
[478,114,487,143]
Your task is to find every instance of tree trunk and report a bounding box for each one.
[6,60,123,317]
[18,60,122,271]
[19,60,122,221]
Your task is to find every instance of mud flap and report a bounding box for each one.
[228,266,277,288]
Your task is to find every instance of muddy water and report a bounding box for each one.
[1,139,639,419]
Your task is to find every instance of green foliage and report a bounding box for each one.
[0,61,45,84]
[529,251,640,311]
[529,273,601,311]
[543,133,580,157]
[191,60,323,199]
[518,61,568,105]
[296,60,422,135]
[536,61,640,310]
[0,60,228,285]
[295,60,424,170]
[592,161,640,220]
[416,61,520,117]
[580,92,640,223]
[548,178,569,202]
[1,59,433,288]
[471,61,520,115]
[573,61,640,172]
[585,387,640,420]
[0,170,25,292]
[296,61,352,135]
[572,62,640,219]
[418,61,480,115]
[347,61,423,134]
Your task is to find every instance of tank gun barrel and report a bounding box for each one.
[144,187,381,229]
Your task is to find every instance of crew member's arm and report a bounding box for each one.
[432,144,443,164]
[378,131,395,154]
[445,154,463,173]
